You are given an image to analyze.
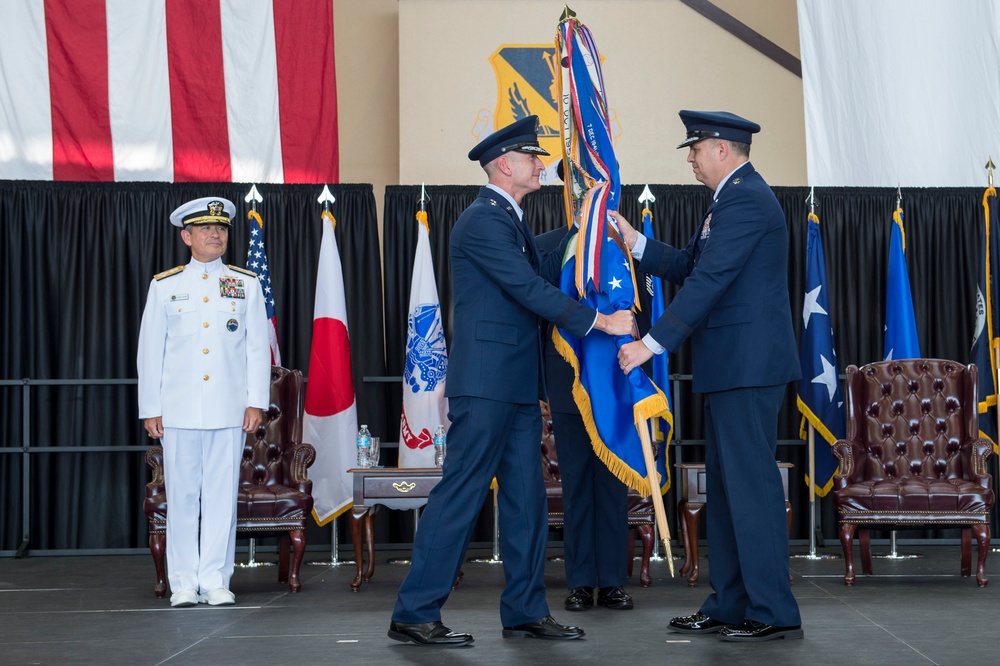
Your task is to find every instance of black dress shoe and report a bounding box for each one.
[502,615,585,640]
[718,620,803,642]
[388,620,474,647]
[564,586,594,611]
[668,611,732,634]
[596,586,633,610]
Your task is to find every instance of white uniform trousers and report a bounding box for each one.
[162,427,243,594]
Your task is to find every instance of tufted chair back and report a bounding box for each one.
[832,358,994,586]
[839,358,977,485]
[239,366,310,494]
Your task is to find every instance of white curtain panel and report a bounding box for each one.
[798,0,1000,187]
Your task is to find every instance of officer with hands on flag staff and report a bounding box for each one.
[537,222,634,614]
[612,110,804,642]
[389,115,635,647]
[137,197,270,609]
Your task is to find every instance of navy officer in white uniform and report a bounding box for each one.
[138,197,270,608]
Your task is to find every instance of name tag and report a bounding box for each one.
[220,277,245,299]
[169,293,189,301]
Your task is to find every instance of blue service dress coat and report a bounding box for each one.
[392,186,596,627]
[639,161,802,627]
[641,162,799,391]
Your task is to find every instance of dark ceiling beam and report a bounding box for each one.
[679,0,802,78]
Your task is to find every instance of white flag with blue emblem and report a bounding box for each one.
[399,210,449,467]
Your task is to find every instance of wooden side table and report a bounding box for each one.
[349,467,442,591]
[674,462,793,587]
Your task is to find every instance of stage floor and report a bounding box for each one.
[1,542,991,665]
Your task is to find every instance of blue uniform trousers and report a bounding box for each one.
[698,385,801,627]
[392,396,550,627]
[551,411,628,589]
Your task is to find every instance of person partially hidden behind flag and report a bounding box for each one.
[137,197,270,608]
[388,116,635,647]
[613,110,803,642]
[537,225,634,614]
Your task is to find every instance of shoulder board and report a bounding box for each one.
[153,266,185,281]
[228,265,258,278]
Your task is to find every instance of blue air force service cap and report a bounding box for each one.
[169,197,236,228]
[677,110,761,149]
[468,115,551,166]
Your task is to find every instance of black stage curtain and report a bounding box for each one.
[383,184,991,543]
[0,180,990,551]
[0,181,385,551]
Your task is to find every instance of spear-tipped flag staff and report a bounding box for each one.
[244,184,280,366]
[553,7,673,574]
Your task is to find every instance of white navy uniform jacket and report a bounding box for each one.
[138,257,270,429]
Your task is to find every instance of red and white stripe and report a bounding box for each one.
[0,0,338,183]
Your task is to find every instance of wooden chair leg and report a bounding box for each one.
[150,533,167,598]
[839,523,857,586]
[973,523,990,588]
[859,529,873,576]
[961,528,972,577]
[677,500,691,576]
[277,533,291,583]
[638,524,653,588]
[626,527,634,578]
[288,529,306,592]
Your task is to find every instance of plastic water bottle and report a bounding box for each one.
[356,424,372,468]
[433,425,446,468]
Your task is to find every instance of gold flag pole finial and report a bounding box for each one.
[987,157,995,188]
[560,5,576,22]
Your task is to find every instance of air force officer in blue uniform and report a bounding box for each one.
[389,116,634,647]
[614,111,803,642]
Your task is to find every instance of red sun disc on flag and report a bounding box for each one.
[304,317,355,416]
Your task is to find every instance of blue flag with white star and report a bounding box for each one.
[883,208,920,361]
[796,212,844,497]
[553,228,671,495]
[972,186,999,451]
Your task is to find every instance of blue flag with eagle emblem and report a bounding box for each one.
[399,210,449,467]
[796,212,844,496]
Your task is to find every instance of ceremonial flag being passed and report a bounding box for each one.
[883,208,921,360]
[399,209,449,467]
[642,204,673,493]
[796,212,844,496]
[553,11,670,495]
[246,208,281,366]
[972,184,999,450]
[304,207,358,524]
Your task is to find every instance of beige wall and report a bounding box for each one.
[336,0,805,211]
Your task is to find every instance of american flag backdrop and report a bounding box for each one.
[247,209,281,367]
[0,0,338,183]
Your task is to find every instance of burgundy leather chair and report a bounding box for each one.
[832,359,995,586]
[540,404,656,587]
[144,366,316,597]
